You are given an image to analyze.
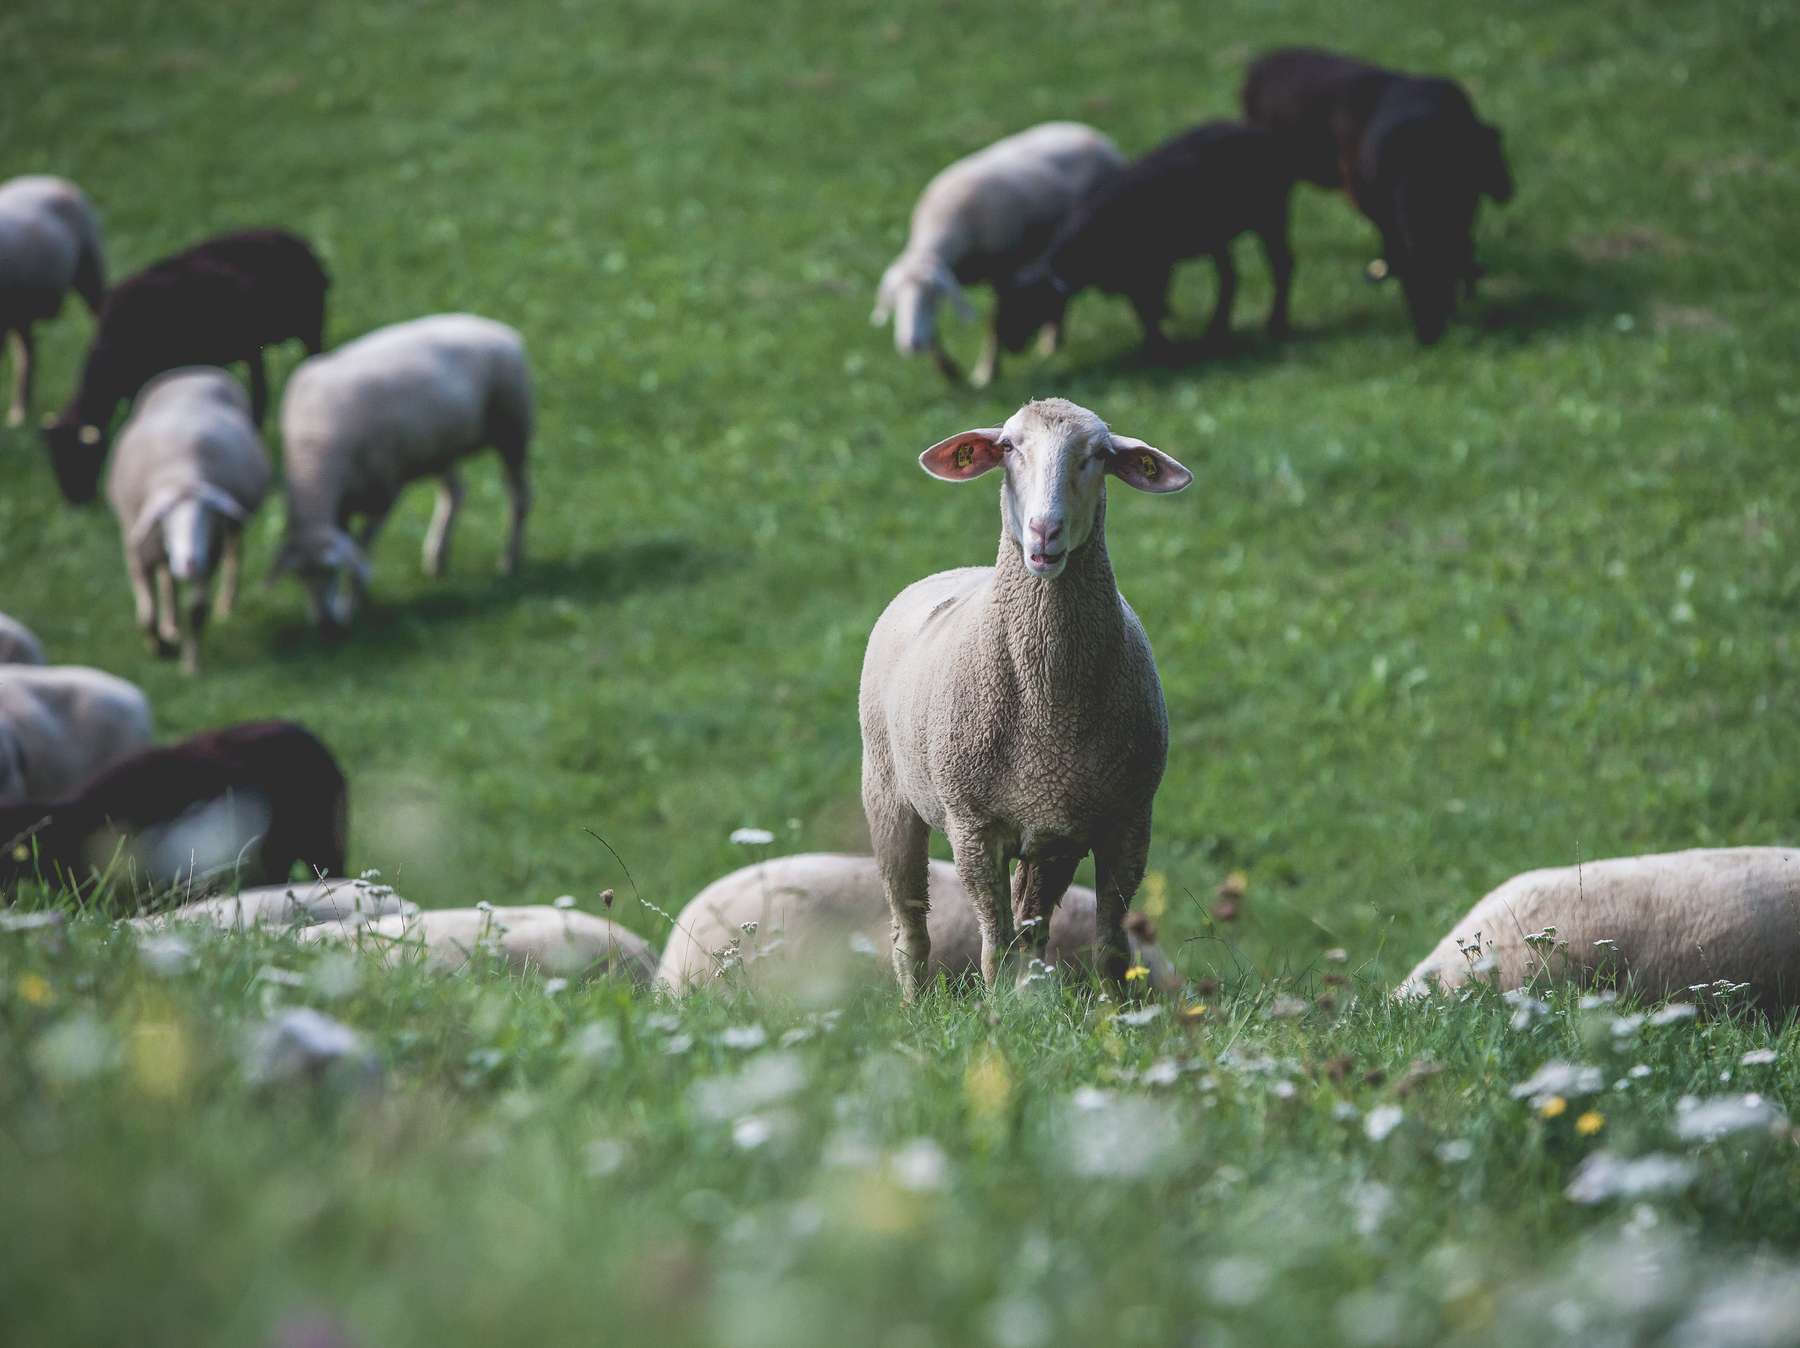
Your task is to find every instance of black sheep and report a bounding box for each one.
[0,720,348,910]
[1242,46,1514,343]
[41,228,328,503]
[994,122,1298,359]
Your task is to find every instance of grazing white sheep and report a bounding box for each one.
[860,398,1192,998]
[272,314,533,629]
[0,175,105,427]
[134,876,414,934]
[872,123,1123,387]
[0,665,152,805]
[304,903,657,985]
[104,368,270,673]
[0,614,46,666]
[1398,847,1800,1012]
[655,853,1182,998]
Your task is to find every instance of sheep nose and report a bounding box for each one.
[1028,516,1062,546]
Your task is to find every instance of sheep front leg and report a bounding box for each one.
[423,470,464,578]
[179,580,208,675]
[213,528,242,620]
[1011,853,1078,983]
[950,818,1016,988]
[6,326,32,427]
[127,554,165,656]
[1035,319,1062,357]
[970,322,1000,389]
[153,566,181,653]
[1260,211,1295,340]
[497,452,531,576]
[1092,815,1152,986]
[929,339,962,384]
[869,803,932,1000]
[1202,247,1238,349]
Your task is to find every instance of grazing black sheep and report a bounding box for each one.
[1241,46,1514,344]
[993,122,1298,359]
[0,720,348,909]
[41,228,328,503]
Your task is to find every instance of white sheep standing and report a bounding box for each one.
[0,175,105,427]
[0,614,46,666]
[1397,847,1800,1013]
[872,123,1123,387]
[860,398,1192,998]
[104,368,271,673]
[655,853,1183,998]
[0,665,152,805]
[272,314,533,629]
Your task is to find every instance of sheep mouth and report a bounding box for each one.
[1026,549,1067,574]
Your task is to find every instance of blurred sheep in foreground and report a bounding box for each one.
[656,853,1182,999]
[105,368,271,672]
[0,175,105,427]
[272,314,533,631]
[0,613,47,666]
[1398,847,1800,1013]
[135,875,413,934]
[872,122,1123,386]
[303,903,656,986]
[0,664,152,804]
[0,720,346,905]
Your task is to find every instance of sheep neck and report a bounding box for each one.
[988,494,1123,704]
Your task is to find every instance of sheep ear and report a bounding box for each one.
[128,487,184,548]
[1106,435,1192,494]
[920,428,1005,482]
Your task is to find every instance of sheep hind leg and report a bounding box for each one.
[870,805,932,1001]
[213,529,242,621]
[422,470,464,578]
[1201,247,1238,350]
[154,566,181,652]
[179,581,208,675]
[128,557,166,657]
[6,326,32,427]
[970,321,999,388]
[1260,210,1296,340]
[496,451,531,577]
[1092,815,1152,987]
[950,819,1016,989]
[1011,852,1079,986]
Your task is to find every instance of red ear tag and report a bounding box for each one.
[955,444,974,471]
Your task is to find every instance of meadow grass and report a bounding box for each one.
[1,0,1797,1341]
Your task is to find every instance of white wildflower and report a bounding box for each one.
[890,1138,950,1192]
[1648,1003,1698,1026]
[1116,1005,1163,1027]
[729,827,775,846]
[1673,1093,1787,1143]
[1566,1151,1697,1204]
[136,933,195,977]
[732,1116,772,1150]
[1739,1048,1778,1067]
[1436,1139,1474,1164]
[1510,1060,1605,1106]
[718,1024,767,1051]
[1364,1104,1404,1142]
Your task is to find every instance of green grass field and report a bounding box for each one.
[2,0,1798,1342]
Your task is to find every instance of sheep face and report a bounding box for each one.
[40,419,108,504]
[920,399,1193,579]
[272,528,369,631]
[872,258,973,356]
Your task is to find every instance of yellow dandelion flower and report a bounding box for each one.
[18,972,51,1006]
[1575,1110,1605,1136]
[1124,965,1149,982]
[1180,1004,1208,1022]
[1539,1095,1567,1119]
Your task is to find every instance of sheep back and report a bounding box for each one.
[0,665,153,803]
[0,614,47,667]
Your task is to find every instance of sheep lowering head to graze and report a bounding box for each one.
[0,175,106,429]
[0,614,47,667]
[270,314,533,632]
[994,122,1299,361]
[656,853,1184,999]
[1241,47,1513,344]
[859,398,1191,999]
[104,368,271,673]
[1398,847,1800,1014]
[0,720,346,909]
[871,122,1124,388]
[40,228,327,503]
[0,665,152,805]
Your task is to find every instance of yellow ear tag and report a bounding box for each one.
[1140,453,1158,479]
[955,444,974,471]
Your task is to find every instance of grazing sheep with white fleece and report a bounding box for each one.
[860,398,1192,999]
[304,904,657,986]
[1397,847,1800,1013]
[656,853,1183,998]
[0,176,105,427]
[105,368,270,673]
[872,123,1123,387]
[0,614,46,666]
[272,314,533,629]
[134,876,415,935]
[0,665,151,805]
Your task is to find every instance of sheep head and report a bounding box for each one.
[920,398,1191,579]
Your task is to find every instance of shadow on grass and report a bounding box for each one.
[262,535,702,662]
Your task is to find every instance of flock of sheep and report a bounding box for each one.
[2,43,1797,1015]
